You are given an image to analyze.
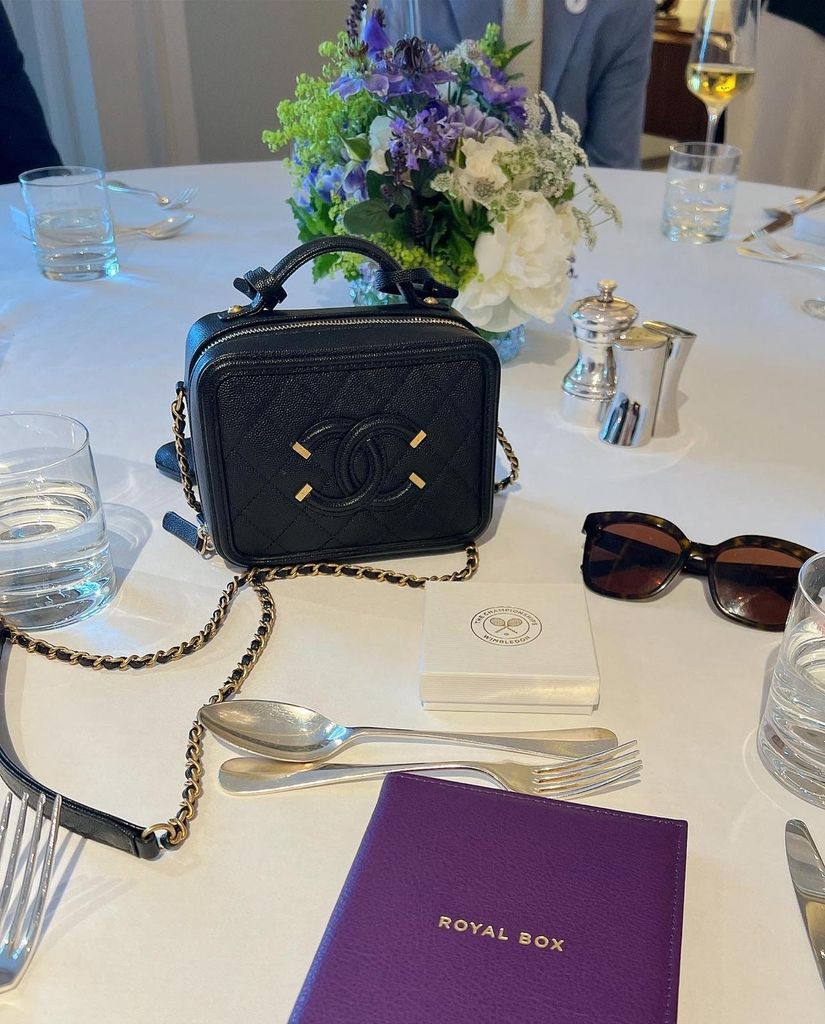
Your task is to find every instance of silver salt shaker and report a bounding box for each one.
[599,324,670,448]
[561,280,638,427]
[643,321,697,438]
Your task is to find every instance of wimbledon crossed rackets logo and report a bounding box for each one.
[290,414,428,515]
[470,606,542,646]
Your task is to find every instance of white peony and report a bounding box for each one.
[367,115,393,173]
[455,192,579,333]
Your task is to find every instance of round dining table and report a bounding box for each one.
[0,161,823,1022]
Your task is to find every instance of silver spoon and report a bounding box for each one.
[198,700,618,763]
[117,212,195,239]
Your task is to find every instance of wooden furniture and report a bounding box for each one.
[645,15,709,141]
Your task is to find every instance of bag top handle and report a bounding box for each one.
[229,235,457,315]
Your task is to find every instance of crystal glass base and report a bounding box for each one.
[40,254,119,282]
[0,550,115,630]
[758,720,825,808]
[478,324,526,363]
[350,271,526,363]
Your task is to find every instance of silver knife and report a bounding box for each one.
[744,186,825,242]
[785,819,825,990]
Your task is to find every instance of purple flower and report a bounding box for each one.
[342,162,367,201]
[362,12,391,57]
[295,158,367,207]
[445,103,510,141]
[330,68,399,98]
[388,107,461,171]
[470,59,527,123]
[387,37,456,98]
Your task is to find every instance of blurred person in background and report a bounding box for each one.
[383,0,656,168]
[0,3,60,184]
[728,1,825,189]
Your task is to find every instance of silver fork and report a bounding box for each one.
[0,792,62,993]
[219,741,642,797]
[737,244,825,273]
[754,228,821,262]
[105,181,198,210]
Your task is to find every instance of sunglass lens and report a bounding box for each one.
[712,546,803,628]
[586,523,682,597]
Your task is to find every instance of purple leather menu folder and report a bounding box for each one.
[289,775,688,1024]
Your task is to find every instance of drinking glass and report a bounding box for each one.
[661,142,741,243]
[0,413,115,630]
[686,0,759,146]
[18,167,118,281]
[759,552,825,808]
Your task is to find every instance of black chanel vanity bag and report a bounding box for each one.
[164,236,517,568]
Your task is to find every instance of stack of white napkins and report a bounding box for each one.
[794,205,825,247]
[419,582,600,713]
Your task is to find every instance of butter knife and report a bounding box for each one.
[785,819,825,990]
[744,186,825,242]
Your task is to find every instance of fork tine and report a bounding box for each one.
[528,737,638,774]
[0,793,12,860]
[561,762,642,798]
[533,750,640,787]
[15,795,61,958]
[0,794,28,923]
[6,795,45,948]
[535,761,642,797]
[530,741,639,778]
[168,187,197,210]
[754,228,793,258]
[532,745,639,781]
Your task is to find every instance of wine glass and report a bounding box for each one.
[686,0,759,146]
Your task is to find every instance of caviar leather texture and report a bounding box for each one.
[185,307,500,566]
[289,774,688,1024]
[0,627,161,859]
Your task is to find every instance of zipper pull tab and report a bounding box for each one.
[162,512,214,557]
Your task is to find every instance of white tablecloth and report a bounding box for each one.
[1,162,824,1022]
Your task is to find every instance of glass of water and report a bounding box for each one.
[0,413,115,630]
[660,142,741,244]
[759,551,825,807]
[18,166,118,281]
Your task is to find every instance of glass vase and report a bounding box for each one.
[349,268,526,363]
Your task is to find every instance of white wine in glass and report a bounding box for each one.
[686,0,759,145]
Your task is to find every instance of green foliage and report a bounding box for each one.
[478,22,531,68]
[262,69,381,174]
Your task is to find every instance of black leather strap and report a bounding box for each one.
[374,266,458,302]
[232,236,438,310]
[0,626,163,860]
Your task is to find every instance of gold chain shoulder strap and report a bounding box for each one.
[0,392,517,851]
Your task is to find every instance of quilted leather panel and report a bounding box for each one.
[190,326,499,565]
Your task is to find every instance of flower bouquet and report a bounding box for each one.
[263,5,620,355]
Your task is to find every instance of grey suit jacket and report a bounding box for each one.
[384,0,655,168]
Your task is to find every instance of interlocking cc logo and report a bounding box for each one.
[290,414,428,514]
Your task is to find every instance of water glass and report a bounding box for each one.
[759,552,825,807]
[18,166,118,281]
[660,143,741,243]
[0,413,115,630]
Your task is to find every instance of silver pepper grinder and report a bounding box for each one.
[599,324,670,448]
[643,321,697,438]
[561,280,639,427]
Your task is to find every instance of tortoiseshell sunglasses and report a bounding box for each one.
[581,512,816,631]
